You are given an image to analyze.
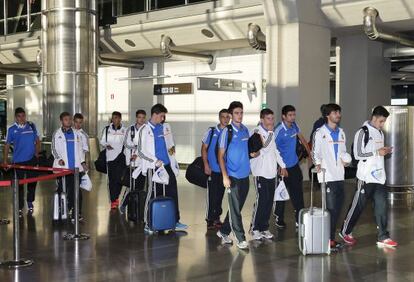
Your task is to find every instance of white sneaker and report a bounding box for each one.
[261,230,274,239]
[237,241,249,250]
[217,231,233,244]
[251,230,264,241]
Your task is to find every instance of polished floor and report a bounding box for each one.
[0,170,414,282]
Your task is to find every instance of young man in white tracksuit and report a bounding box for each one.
[312,103,351,248]
[340,106,398,248]
[100,111,127,209]
[250,108,287,241]
[137,104,187,231]
[52,112,87,220]
[120,109,147,213]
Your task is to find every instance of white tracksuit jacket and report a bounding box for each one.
[51,128,85,172]
[354,121,386,184]
[312,125,347,183]
[250,125,286,179]
[99,123,126,162]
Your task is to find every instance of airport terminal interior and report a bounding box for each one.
[1,0,414,281]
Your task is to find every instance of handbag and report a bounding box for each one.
[274,178,290,201]
[94,126,109,174]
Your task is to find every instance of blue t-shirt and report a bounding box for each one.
[149,122,170,166]
[6,122,38,163]
[202,125,223,173]
[325,124,339,161]
[275,121,300,168]
[219,123,250,179]
[64,129,75,169]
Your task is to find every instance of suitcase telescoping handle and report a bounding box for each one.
[151,168,166,198]
[310,167,327,211]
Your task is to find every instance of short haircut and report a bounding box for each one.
[112,111,122,118]
[323,103,341,117]
[136,109,146,117]
[14,107,25,116]
[228,101,243,114]
[282,105,296,116]
[219,108,229,117]
[260,108,274,119]
[320,104,327,115]
[73,113,84,120]
[60,112,71,120]
[151,104,168,115]
[372,106,390,118]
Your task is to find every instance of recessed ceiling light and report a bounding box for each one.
[201,29,214,38]
[125,39,136,47]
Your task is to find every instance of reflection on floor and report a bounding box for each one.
[0,170,413,281]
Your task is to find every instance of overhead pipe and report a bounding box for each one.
[160,35,214,65]
[98,55,144,69]
[0,65,39,76]
[247,23,266,51]
[363,7,414,47]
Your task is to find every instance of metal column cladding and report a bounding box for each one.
[41,0,97,137]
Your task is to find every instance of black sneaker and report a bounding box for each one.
[275,219,286,229]
[207,221,216,230]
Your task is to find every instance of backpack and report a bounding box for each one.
[130,125,136,142]
[350,126,369,167]
[215,124,233,161]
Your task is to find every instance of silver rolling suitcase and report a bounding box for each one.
[298,168,330,255]
[53,176,68,220]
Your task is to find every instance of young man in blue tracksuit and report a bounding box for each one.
[216,101,256,250]
[137,104,187,231]
[273,105,310,228]
[201,109,230,229]
[4,107,40,215]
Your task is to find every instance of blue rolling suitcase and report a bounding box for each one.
[148,179,176,232]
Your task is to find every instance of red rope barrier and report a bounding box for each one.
[0,164,73,187]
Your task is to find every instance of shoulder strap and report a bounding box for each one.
[226,124,233,152]
[105,126,109,143]
[207,127,215,150]
[361,126,369,148]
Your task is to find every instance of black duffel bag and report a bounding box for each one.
[95,149,107,174]
[185,156,208,188]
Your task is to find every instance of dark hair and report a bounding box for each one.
[73,113,84,120]
[228,101,243,114]
[136,109,146,117]
[60,112,71,120]
[14,107,25,116]
[320,104,327,115]
[112,111,122,118]
[260,108,274,119]
[372,106,390,118]
[219,108,229,117]
[151,104,168,115]
[281,105,296,116]
[323,103,341,117]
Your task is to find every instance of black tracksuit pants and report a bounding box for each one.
[250,176,276,232]
[107,154,125,202]
[341,181,390,241]
[15,157,38,210]
[274,164,304,223]
[57,173,83,214]
[220,177,250,242]
[326,181,345,240]
[206,171,225,223]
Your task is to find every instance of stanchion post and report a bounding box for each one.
[0,174,33,268]
[64,168,90,241]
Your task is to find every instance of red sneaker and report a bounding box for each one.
[111,199,119,209]
[377,238,398,248]
[339,232,357,246]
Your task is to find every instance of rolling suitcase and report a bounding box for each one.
[298,168,330,255]
[53,176,68,221]
[147,171,176,232]
[127,167,147,222]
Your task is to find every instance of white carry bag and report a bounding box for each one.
[152,166,169,185]
[298,168,331,255]
[53,176,68,220]
[80,172,92,191]
[274,177,290,201]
